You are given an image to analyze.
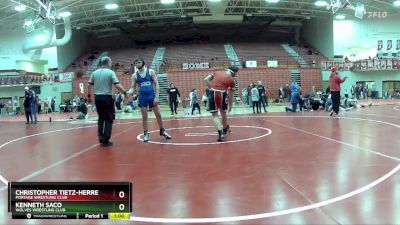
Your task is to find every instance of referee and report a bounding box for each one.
[88,56,127,146]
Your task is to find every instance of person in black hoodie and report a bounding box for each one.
[257,81,267,112]
[167,83,181,115]
[23,86,33,124]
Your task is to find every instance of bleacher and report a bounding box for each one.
[64,42,325,75]
[290,45,328,66]
[163,43,230,70]
[108,46,158,73]
[232,42,299,67]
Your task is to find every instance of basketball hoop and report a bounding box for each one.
[328,0,343,15]
[47,2,57,25]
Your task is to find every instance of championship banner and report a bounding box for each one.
[387,40,393,51]
[367,60,373,69]
[387,59,393,69]
[377,40,383,50]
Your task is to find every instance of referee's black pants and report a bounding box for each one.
[95,95,115,143]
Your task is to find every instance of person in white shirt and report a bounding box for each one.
[251,84,260,113]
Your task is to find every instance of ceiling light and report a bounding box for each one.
[161,0,175,3]
[208,0,221,1]
[15,5,26,11]
[265,0,280,3]
[394,0,400,7]
[24,20,33,26]
[105,3,119,10]
[59,11,71,17]
[314,1,328,7]
[335,14,346,20]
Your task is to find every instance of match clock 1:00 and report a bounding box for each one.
[109,213,130,220]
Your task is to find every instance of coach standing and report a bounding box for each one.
[329,66,347,116]
[88,56,127,146]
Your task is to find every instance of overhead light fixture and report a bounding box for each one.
[394,0,400,7]
[59,11,71,17]
[208,0,221,1]
[105,3,119,9]
[15,5,26,11]
[314,1,328,7]
[265,0,280,3]
[161,0,175,3]
[23,20,33,26]
[335,14,346,20]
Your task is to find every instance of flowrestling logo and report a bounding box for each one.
[367,11,388,19]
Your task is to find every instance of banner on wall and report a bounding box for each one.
[387,40,393,51]
[267,60,278,68]
[377,40,383,50]
[397,40,400,51]
[58,72,74,82]
[182,62,210,70]
[321,59,400,71]
[79,83,84,94]
[244,60,257,68]
[321,61,351,71]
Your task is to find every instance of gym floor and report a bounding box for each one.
[0,100,399,225]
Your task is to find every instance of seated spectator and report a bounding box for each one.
[76,99,88,120]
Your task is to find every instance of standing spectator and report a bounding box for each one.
[247,83,253,106]
[190,89,201,115]
[257,81,267,112]
[350,85,356,98]
[88,56,128,146]
[251,84,260,113]
[44,99,49,114]
[51,97,55,113]
[241,88,248,106]
[37,97,42,114]
[283,84,290,102]
[278,86,284,103]
[364,85,368,99]
[167,83,181,115]
[31,92,38,124]
[0,101,5,117]
[329,66,347,116]
[23,87,33,124]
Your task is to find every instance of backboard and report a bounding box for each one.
[47,2,57,25]
[37,0,57,24]
[329,0,350,14]
[329,0,342,14]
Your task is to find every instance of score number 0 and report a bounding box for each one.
[118,191,126,211]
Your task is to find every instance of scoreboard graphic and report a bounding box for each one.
[8,182,132,220]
